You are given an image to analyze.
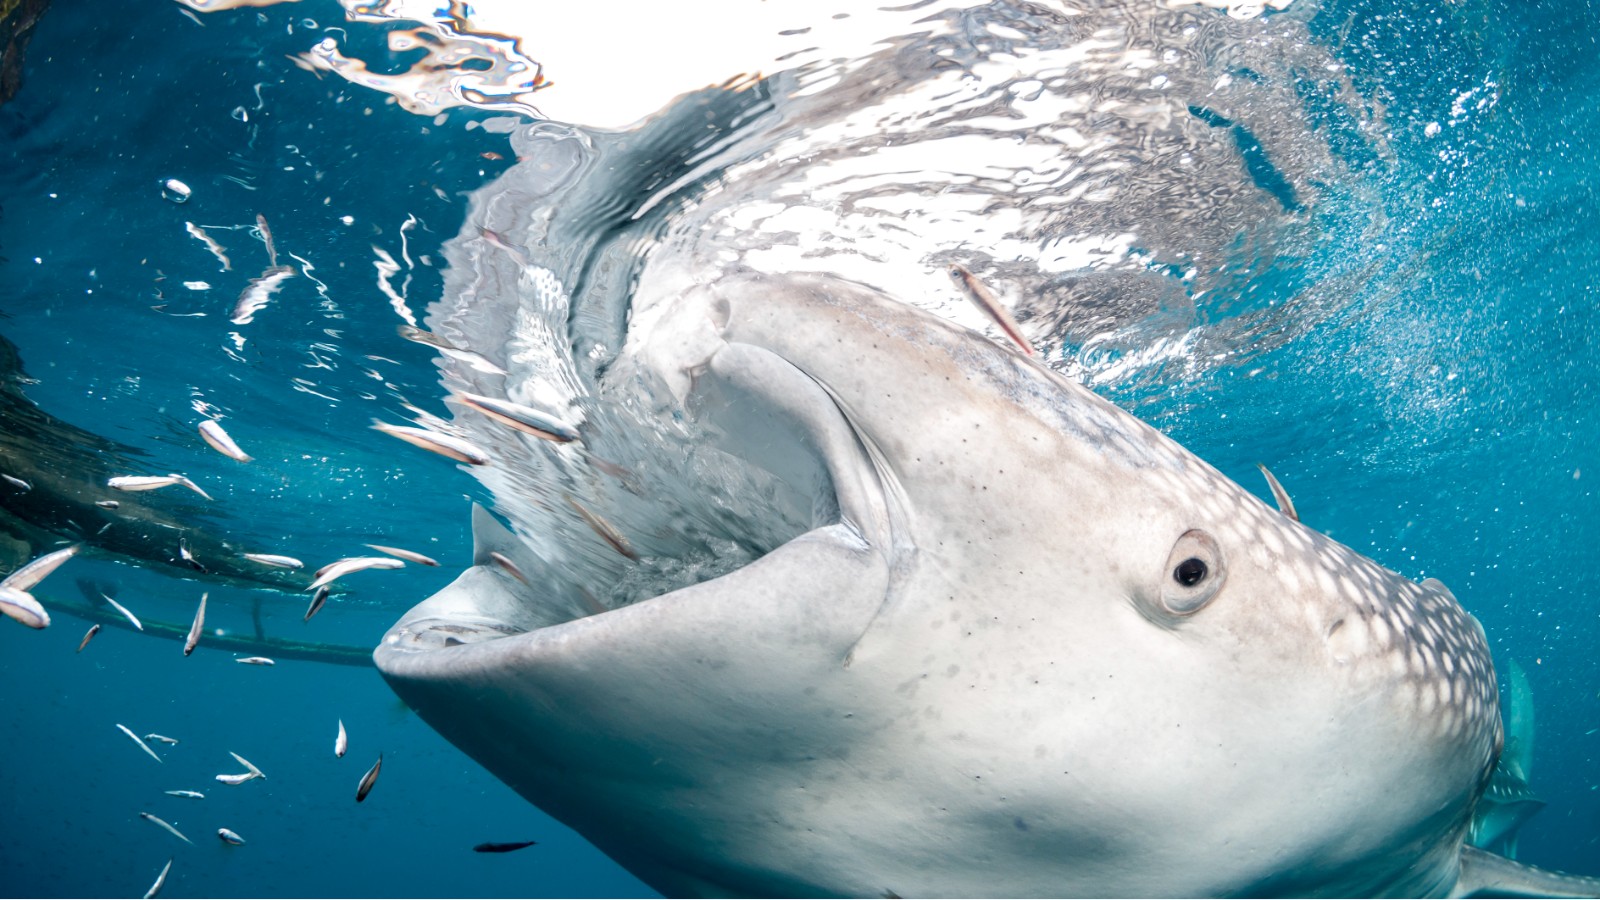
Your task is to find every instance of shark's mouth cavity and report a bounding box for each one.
[384,330,879,651]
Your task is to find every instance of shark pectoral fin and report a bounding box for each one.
[1452,846,1600,898]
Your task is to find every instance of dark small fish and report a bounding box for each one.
[76,623,101,653]
[303,584,330,622]
[473,840,538,854]
[356,753,382,802]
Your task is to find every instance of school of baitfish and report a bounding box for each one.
[0,249,590,892]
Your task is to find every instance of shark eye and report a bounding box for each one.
[1161,529,1225,616]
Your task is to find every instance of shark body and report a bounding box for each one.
[375,272,1600,897]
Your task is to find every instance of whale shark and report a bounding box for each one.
[375,271,1600,897]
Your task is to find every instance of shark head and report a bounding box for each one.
[377,272,1513,897]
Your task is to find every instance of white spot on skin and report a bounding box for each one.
[1370,615,1390,647]
[1260,528,1282,556]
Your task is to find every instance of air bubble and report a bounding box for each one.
[161,178,192,203]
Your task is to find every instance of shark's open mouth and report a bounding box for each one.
[379,320,890,654]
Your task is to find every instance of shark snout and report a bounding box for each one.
[1296,541,1499,753]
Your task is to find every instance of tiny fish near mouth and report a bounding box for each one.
[376,272,1600,898]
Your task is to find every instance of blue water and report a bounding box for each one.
[1,0,1598,896]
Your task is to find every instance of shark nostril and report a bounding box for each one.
[1326,618,1347,639]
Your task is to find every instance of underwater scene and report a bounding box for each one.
[1,0,1598,896]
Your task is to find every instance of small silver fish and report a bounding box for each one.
[198,420,252,463]
[177,541,206,573]
[186,221,231,271]
[2,473,29,490]
[143,857,173,900]
[244,553,303,569]
[335,719,347,758]
[145,734,180,745]
[235,656,275,666]
[183,592,207,657]
[77,623,101,652]
[139,812,193,845]
[214,772,258,785]
[231,265,295,325]
[488,551,530,587]
[229,751,265,780]
[163,790,204,799]
[217,827,246,846]
[454,392,580,443]
[107,474,212,501]
[117,724,164,764]
[564,495,639,561]
[313,557,358,579]
[101,592,143,631]
[0,586,48,629]
[356,753,383,802]
[256,213,278,267]
[95,499,120,509]
[371,421,490,465]
[306,556,404,592]
[363,544,439,567]
[303,584,330,622]
[949,263,1034,357]
[1,543,80,592]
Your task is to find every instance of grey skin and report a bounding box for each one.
[376,273,1600,898]
[0,333,306,592]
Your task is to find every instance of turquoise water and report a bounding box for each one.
[1,0,1598,896]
